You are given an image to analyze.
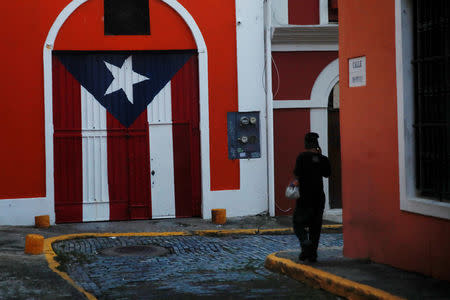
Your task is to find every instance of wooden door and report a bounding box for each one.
[53,51,200,223]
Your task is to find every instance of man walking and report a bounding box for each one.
[293,132,330,262]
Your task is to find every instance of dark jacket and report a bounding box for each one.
[293,151,331,209]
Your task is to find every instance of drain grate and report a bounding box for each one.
[100,245,170,257]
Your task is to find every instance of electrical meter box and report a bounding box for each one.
[227,111,261,159]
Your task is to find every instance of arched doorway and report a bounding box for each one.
[327,82,342,209]
[44,0,208,223]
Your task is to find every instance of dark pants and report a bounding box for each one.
[293,203,324,258]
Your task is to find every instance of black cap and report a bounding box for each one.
[305,132,319,149]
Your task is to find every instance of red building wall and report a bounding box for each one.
[273,109,309,216]
[0,0,239,199]
[288,0,319,25]
[272,51,338,100]
[339,0,450,280]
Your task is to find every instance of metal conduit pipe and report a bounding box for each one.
[264,0,275,216]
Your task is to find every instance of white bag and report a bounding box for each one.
[285,185,299,199]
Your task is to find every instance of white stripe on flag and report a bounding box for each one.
[148,82,176,218]
[81,86,110,222]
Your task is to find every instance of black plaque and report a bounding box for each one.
[104,0,150,35]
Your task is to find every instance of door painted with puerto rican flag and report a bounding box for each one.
[52,51,201,223]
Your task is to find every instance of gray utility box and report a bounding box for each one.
[227,111,261,159]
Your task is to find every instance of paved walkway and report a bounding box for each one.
[1,216,449,300]
[52,233,343,299]
[266,250,450,300]
[0,216,339,299]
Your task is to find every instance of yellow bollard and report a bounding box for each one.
[24,234,44,255]
[211,209,226,225]
[35,215,50,228]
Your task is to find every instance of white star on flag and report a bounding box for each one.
[104,56,150,104]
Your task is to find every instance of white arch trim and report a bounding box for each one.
[310,58,339,107]
[43,0,210,223]
[309,58,340,218]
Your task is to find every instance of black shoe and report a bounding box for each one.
[307,251,317,262]
[307,256,317,263]
[298,252,308,261]
[299,240,312,261]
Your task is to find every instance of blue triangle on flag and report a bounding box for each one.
[55,51,195,127]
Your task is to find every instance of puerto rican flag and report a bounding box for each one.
[52,51,201,223]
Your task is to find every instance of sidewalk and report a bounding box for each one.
[265,248,450,300]
[1,216,448,299]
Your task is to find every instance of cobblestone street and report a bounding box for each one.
[53,233,343,299]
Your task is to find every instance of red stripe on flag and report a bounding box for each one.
[107,111,151,220]
[53,56,83,223]
[171,55,201,217]
[127,112,152,219]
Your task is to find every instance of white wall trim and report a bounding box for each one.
[272,43,338,52]
[270,0,288,27]
[0,198,53,225]
[39,0,209,226]
[310,108,329,209]
[319,0,329,25]
[273,100,327,109]
[323,208,342,223]
[265,0,275,216]
[395,0,450,220]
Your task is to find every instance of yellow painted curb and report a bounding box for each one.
[322,224,342,229]
[194,225,341,236]
[264,252,405,300]
[259,228,293,234]
[194,229,258,235]
[44,237,97,300]
[44,231,190,300]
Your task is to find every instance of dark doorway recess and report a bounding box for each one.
[328,83,342,209]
